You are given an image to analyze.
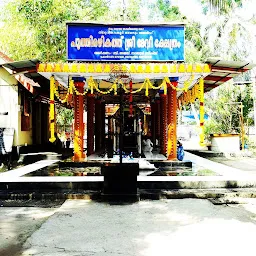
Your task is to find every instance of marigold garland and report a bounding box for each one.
[52,75,198,99]
[49,76,56,143]
[199,77,205,146]
[50,74,205,145]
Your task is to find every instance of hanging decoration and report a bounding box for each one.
[38,63,211,75]
[54,80,73,104]
[178,83,200,107]
[51,75,205,148]
[176,77,205,146]
[52,75,197,101]
[199,77,205,146]
[49,76,56,143]
[163,75,194,92]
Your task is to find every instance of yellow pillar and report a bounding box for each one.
[49,76,56,143]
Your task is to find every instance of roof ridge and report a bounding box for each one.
[0,51,36,94]
[0,51,13,62]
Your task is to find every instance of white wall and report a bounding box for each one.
[0,67,33,146]
[0,67,19,145]
[211,135,240,153]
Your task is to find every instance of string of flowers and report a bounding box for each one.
[147,78,163,90]
[178,82,200,107]
[88,77,118,95]
[52,75,199,99]
[54,82,71,104]
[49,76,56,143]
[163,75,194,92]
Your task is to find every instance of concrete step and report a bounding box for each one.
[2,188,256,201]
[140,188,256,200]
[148,166,193,176]
[18,152,62,164]
[186,150,224,158]
[149,160,192,168]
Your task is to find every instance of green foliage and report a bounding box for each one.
[147,0,186,21]
[56,106,74,128]
[201,0,243,15]
[147,1,207,62]
[196,169,217,176]
[105,0,142,22]
[185,21,211,62]
[204,81,254,136]
[155,0,186,20]
[200,0,255,61]
[0,0,109,61]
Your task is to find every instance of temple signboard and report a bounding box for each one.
[67,23,185,62]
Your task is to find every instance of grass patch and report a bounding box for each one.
[197,169,217,176]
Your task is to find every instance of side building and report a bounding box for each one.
[0,52,50,157]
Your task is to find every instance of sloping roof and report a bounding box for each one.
[1,54,255,96]
[204,58,255,92]
[0,52,42,94]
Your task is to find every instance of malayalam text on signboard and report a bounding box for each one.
[67,23,185,62]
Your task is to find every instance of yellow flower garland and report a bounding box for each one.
[199,77,205,146]
[52,75,201,103]
[50,74,205,145]
[49,76,56,143]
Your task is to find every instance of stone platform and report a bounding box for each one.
[1,151,256,201]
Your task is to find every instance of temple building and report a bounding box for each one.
[0,23,255,162]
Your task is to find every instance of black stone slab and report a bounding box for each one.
[101,163,139,200]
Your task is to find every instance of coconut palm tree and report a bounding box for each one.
[202,0,243,15]
[201,13,256,61]
[200,0,255,61]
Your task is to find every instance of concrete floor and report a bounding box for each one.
[2,199,256,256]
[0,206,58,256]
[207,156,256,175]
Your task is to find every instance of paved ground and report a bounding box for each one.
[2,199,256,256]
[207,156,256,175]
[0,205,58,256]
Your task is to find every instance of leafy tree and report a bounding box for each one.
[105,0,142,22]
[204,81,254,136]
[146,0,186,22]
[185,21,211,62]
[56,106,74,132]
[154,0,186,21]
[146,1,207,62]
[201,0,243,15]
[0,0,110,62]
[201,14,255,61]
